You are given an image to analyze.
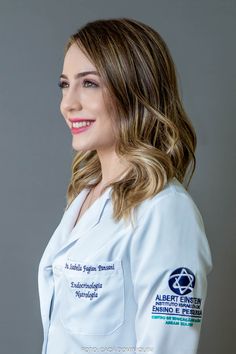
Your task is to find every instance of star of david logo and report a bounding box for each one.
[168,267,196,295]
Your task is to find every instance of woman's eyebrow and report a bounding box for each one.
[59,71,100,79]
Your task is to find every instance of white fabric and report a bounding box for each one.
[38,177,213,354]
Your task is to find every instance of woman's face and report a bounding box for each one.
[59,42,117,153]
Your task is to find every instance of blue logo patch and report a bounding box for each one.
[168,267,195,295]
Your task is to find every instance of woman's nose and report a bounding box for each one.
[61,89,82,112]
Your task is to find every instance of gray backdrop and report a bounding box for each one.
[0,0,235,353]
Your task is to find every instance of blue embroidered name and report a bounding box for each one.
[65,263,82,271]
[98,264,115,271]
[64,262,115,273]
[83,265,97,274]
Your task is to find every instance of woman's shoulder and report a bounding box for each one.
[139,176,194,207]
[152,176,190,201]
[135,177,204,225]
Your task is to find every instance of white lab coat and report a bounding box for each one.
[38,177,213,354]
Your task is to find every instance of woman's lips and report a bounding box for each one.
[71,121,95,134]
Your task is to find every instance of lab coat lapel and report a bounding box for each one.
[54,186,112,257]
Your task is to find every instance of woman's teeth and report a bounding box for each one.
[72,121,93,128]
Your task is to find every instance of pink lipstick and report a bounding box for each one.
[69,118,96,135]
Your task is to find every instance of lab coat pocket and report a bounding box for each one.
[60,259,124,335]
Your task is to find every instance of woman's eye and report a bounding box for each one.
[58,81,68,89]
[57,80,98,89]
[83,80,98,88]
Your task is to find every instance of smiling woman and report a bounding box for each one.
[58,42,121,169]
[38,17,213,354]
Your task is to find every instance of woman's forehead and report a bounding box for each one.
[63,43,96,73]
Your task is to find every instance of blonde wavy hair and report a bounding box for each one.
[63,17,197,224]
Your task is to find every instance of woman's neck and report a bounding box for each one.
[97,149,130,187]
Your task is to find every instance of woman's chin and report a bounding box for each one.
[72,141,91,152]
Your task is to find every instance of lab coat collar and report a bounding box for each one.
[54,185,112,257]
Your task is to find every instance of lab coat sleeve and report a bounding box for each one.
[129,191,213,354]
